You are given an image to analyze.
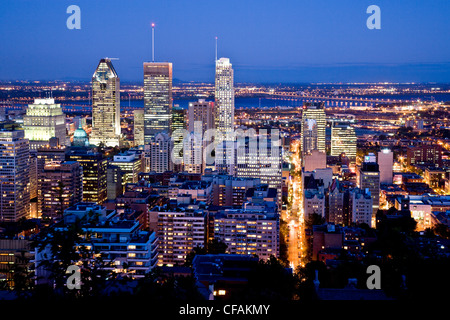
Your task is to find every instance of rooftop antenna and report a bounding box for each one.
[152,23,155,62]
[215,36,218,62]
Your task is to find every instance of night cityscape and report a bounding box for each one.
[0,0,449,314]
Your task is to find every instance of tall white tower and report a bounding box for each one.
[215,57,235,140]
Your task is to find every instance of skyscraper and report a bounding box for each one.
[357,157,380,217]
[188,99,214,133]
[183,132,203,174]
[301,102,326,156]
[331,121,357,159]
[37,142,67,174]
[107,165,123,200]
[90,58,121,147]
[149,132,173,173]
[378,149,393,184]
[235,134,283,206]
[29,154,38,200]
[171,106,186,172]
[155,201,206,266]
[0,130,30,222]
[215,58,234,140]
[302,119,318,155]
[303,150,327,172]
[214,208,279,260]
[133,109,145,147]
[38,161,83,220]
[143,62,173,143]
[23,98,67,150]
[172,105,186,133]
[66,149,107,204]
[349,188,373,227]
[110,152,142,185]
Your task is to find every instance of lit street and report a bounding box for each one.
[285,140,306,270]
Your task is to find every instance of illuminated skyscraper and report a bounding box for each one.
[235,134,283,206]
[23,98,67,150]
[215,58,234,140]
[172,105,186,133]
[110,152,142,185]
[150,132,173,173]
[378,149,393,184]
[143,62,173,143]
[37,141,67,173]
[0,130,30,222]
[38,161,83,220]
[300,102,326,156]
[66,149,107,204]
[357,157,380,217]
[90,58,121,147]
[183,132,203,174]
[188,99,214,133]
[302,119,318,156]
[331,121,357,159]
[133,109,145,147]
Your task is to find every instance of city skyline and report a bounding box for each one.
[1,0,449,307]
[1,1,450,83]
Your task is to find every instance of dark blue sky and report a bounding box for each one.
[1,0,449,83]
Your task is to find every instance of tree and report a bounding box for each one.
[133,269,204,301]
[279,219,290,267]
[205,238,227,254]
[32,220,115,299]
[234,256,296,300]
[305,213,325,229]
[433,223,450,239]
[184,239,228,267]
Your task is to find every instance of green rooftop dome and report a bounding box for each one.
[73,122,89,146]
[74,127,87,138]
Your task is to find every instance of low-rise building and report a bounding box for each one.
[35,202,158,283]
[176,180,213,204]
[312,224,344,261]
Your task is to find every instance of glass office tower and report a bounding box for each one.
[143,62,173,143]
[90,58,121,147]
[300,102,326,156]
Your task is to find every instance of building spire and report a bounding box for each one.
[215,36,218,62]
[151,22,155,62]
